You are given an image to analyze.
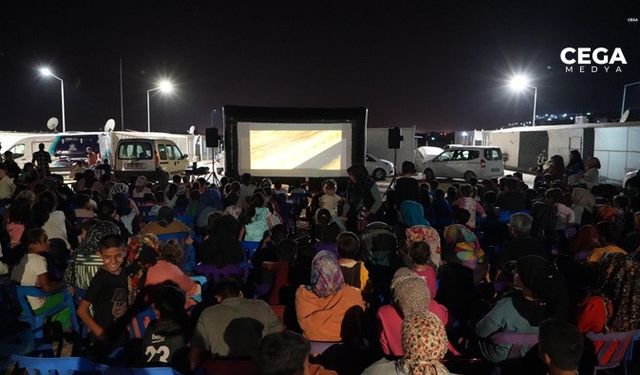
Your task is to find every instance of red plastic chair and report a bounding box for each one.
[587,330,637,375]
[489,331,538,359]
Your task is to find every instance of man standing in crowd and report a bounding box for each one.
[32,143,52,175]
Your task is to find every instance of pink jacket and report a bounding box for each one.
[146,260,198,307]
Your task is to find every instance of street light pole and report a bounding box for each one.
[621,81,640,118]
[210,108,217,128]
[532,86,538,126]
[39,68,66,132]
[146,88,154,133]
[146,80,174,132]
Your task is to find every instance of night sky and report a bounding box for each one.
[1,0,639,133]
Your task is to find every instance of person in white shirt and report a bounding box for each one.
[0,163,16,202]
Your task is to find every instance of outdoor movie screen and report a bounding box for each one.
[237,121,353,177]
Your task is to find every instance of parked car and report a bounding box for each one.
[623,169,639,188]
[415,146,444,174]
[366,153,395,180]
[421,146,504,182]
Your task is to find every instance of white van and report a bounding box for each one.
[422,146,504,182]
[114,138,189,180]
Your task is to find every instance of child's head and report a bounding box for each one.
[143,192,156,205]
[409,241,431,266]
[98,234,125,274]
[538,319,583,373]
[189,189,200,202]
[337,231,360,259]
[151,282,187,324]
[459,184,473,198]
[545,188,563,205]
[428,179,439,191]
[434,189,445,200]
[596,221,621,245]
[22,228,48,253]
[225,191,239,206]
[75,193,92,209]
[159,241,183,265]
[270,224,288,245]
[315,208,332,226]
[453,208,471,225]
[154,190,165,204]
[323,179,337,195]
[277,239,298,262]
[613,194,630,209]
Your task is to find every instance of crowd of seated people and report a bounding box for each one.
[0,151,640,375]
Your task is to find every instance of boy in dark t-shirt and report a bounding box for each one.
[140,282,189,373]
[77,234,129,359]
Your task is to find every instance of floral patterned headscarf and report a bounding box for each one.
[400,313,449,375]
[391,268,431,316]
[597,253,640,332]
[443,224,485,268]
[406,226,442,267]
[310,250,344,298]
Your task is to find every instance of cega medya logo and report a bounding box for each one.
[561,47,627,73]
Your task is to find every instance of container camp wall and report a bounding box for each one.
[481,121,640,184]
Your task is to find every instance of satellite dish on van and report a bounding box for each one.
[188,125,196,135]
[46,117,59,131]
[104,119,116,132]
[620,109,630,123]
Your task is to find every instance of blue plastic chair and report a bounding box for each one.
[190,276,207,303]
[241,241,260,268]
[128,307,157,339]
[15,286,80,339]
[11,355,103,374]
[175,214,194,229]
[104,367,181,374]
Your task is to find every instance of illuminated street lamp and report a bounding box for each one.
[509,74,538,126]
[39,67,66,132]
[147,79,174,132]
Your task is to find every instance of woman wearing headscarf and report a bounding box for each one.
[565,150,585,185]
[377,268,450,357]
[578,253,640,333]
[63,201,123,289]
[569,225,599,258]
[295,251,365,342]
[364,313,450,375]
[343,164,383,232]
[443,223,486,283]
[405,226,441,270]
[196,214,244,267]
[195,187,224,233]
[581,157,601,188]
[141,206,192,236]
[476,255,566,364]
[400,200,431,228]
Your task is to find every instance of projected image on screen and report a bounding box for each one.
[250,130,342,170]
[237,122,352,177]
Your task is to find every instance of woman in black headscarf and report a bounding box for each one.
[196,214,244,267]
[343,164,383,232]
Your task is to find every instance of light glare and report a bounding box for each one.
[158,80,174,93]
[39,67,52,77]
[509,74,530,91]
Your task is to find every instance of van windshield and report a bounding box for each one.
[118,141,153,160]
[484,148,502,160]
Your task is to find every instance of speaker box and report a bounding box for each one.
[206,127,221,147]
[388,127,402,149]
